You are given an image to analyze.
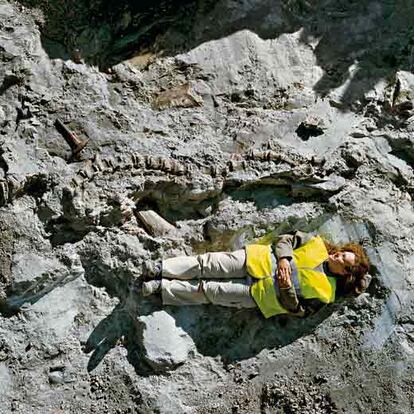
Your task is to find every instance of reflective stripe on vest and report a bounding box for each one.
[247,236,336,318]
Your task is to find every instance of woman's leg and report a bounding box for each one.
[162,249,247,280]
[161,278,256,309]
[161,280,208,305]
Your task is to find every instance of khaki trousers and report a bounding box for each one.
[161,250,257,309]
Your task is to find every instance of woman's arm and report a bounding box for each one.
[279,283,303,314]
[273,230,312,287]
[273,231,313,260]
[274,231,313,315]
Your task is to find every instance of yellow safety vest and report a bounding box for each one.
[246,236,336,318]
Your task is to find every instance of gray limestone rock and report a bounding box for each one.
[393,71,414,116]
[138,310,195,371]
[0,0,414,413]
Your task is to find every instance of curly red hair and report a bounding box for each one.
[323,240,371,295]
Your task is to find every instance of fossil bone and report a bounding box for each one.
[136,209,175,236]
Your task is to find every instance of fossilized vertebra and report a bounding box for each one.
[144,155,188,176]
[70,152,192,190]
[131,153,145,169]
[245,149,299,166]
[227,160,247,172]
[78,160,94,179]
[92,153,105,172]
[0,180,9,206]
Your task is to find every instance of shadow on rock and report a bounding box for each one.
[84,271,387,375]
[82,215,385,374]
[0,250,84,317]
[88,269,385,376]
[164,303,337,363]
[83,294,167,375]
[83,291,337,374]
[84,302,137,372]
[16,0,414,103]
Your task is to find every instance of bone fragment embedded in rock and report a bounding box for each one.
[136,209,176,236]
[153,83,204,110]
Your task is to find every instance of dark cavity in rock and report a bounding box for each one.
[295,121,325,141]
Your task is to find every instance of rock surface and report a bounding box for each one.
[1,0,414,413]
[138,310,195,371]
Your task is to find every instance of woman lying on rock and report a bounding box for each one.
[136,231,371,318]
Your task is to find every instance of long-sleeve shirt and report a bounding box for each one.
[272,231,314,314]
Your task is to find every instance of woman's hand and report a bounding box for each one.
[278,258,292,288]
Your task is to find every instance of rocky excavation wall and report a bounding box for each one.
[0,0,414,413]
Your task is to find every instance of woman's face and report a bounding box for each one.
[327,251,356,276]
